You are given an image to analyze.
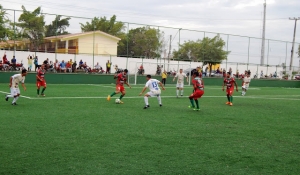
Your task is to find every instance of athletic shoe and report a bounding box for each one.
[41,94,46,97]
[188,105,195,109]
[12,102,17,105]
[119,100,124,104]
[193,108,200,111]
[226,102,230,105]
[107,95,111,101]
[5,95,8,101]
[143,105,150,109]
[229,102,233,106]
[159,104,162,107]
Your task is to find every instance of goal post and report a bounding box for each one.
[128,61,192,85]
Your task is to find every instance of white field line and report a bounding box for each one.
[0,91,31,99]
[28,95,300,101]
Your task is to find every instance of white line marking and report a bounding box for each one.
[0,91,31,99]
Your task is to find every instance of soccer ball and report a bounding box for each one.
[115,99,120,104]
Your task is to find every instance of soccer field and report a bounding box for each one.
[0,83,299,174]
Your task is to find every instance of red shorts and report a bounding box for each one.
[190,90,204,100]
[226,88,234,96]
[116,85,125,92]
[37,80,46,87]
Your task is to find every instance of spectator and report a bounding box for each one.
[27,55,33,71]
[66,61,72,72]
[72,61,77,73]
[229,67,232,76]
[94,62,101,70]
[34,56,39,72]
[11,56,17,70]
[139,64,144,75]
[79,59,83,69]
[48,61,54,72]
[69,59,73,66]
[204,67,208,77]
[43,58,49,70]
[2,53,9,71]
[260,70,264,78]
[161,70,167,86]
[222,69,226,78]
[60,60,67,73]
[54,59,60,72]
[106,60,112,74]
[216,67,220,74]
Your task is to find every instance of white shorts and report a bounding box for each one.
[146,89,161,97]
[242,84,249,90]
[176,83,184,88]
[10,87,20,96]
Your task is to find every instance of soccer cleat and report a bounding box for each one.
[181,95,183,97]
[226,102,230,105]
[119,100,124,104]
[5,95,8,101]
[143,105,150,109]
[159,104,162,107]
[41,94,45,97]
[193,108,200,111]
[188,105,195,109]
[107,95,111,101]
[12,102,17,105]
[229,102,233,106]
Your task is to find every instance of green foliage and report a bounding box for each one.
[120,26,162,58]
[17,5,45,50]
[0,5,13,41]
[45,15,70,37]
[173,35,229,76]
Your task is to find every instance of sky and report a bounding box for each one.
[1,0,300,66]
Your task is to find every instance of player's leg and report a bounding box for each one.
[107,86,120,101]
[118,87,126,103]
[229,89,234,106]
[37,81,41,97]
[12,88,20,105]
[226,90,230,104]
[176,85,179,97]
[143,93,151,109]
[180,86,184,96]
[244,85,249,95]
[188,93,195,109]
[41,81,47,96]
[194,90,204,110]
[156,91,162,106]
[194,99,200,111]
[5,87,15,101]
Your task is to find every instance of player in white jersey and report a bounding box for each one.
[173,69,188,97]
[241,72,251,96]
[5,69,27,105]
[139,75,165,109]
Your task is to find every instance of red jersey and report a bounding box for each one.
[224,77,235,89]
[37,69,46,81]
[192,77,204,91]
[116,73,127,86]
[198,72,203,78]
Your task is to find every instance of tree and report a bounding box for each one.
[173,35,229,76]
[123,27,162,59]
[0,5,13,41]
[45,15,71,37]
[17,5,45,51]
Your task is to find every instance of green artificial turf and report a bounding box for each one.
[0,83,299,174]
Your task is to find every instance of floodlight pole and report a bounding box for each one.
[288,17,300,80]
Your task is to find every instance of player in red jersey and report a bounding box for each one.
[36,64,47,97]
[188,71,204,111]
[107,69,131,104]
[222,72,238,106]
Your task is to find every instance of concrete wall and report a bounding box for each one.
[1,50,283,78]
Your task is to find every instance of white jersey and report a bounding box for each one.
[11,74,25,88]
[145,79,161,91]
[175,73,187,84]
[243,77,251,84]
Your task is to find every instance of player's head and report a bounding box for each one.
[226,72,231,78]
[179,69,183,73]
[146,74,151,80]
[41,64,44,69]
[21,69,27,76]
[193,71,199,78]
[247,71,251,77]
[123,69,128,75]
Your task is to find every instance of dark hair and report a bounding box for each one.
[22,69,27,74]
[193,71,199,77]
[227,72,231,75]
[124,69,128,73]
[146,75,151,78]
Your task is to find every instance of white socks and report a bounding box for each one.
[176,90,183,96]
[7,94,14,98]
[12,96,19,103]
[181,90,184,96]
[176,90,179,96]
[144,96,149,106]
[157,95,162,105]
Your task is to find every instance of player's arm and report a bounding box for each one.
[234,81,238,91]
[113,74,118,79]
[125,81,132,88]
[158,81,165,90]
[36,74,43,81]
[139,87,147,96]
[173,74,177,81]
[9,76,13,87]
[21,83,26,91]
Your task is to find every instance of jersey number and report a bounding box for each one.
[152,82,158,88]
